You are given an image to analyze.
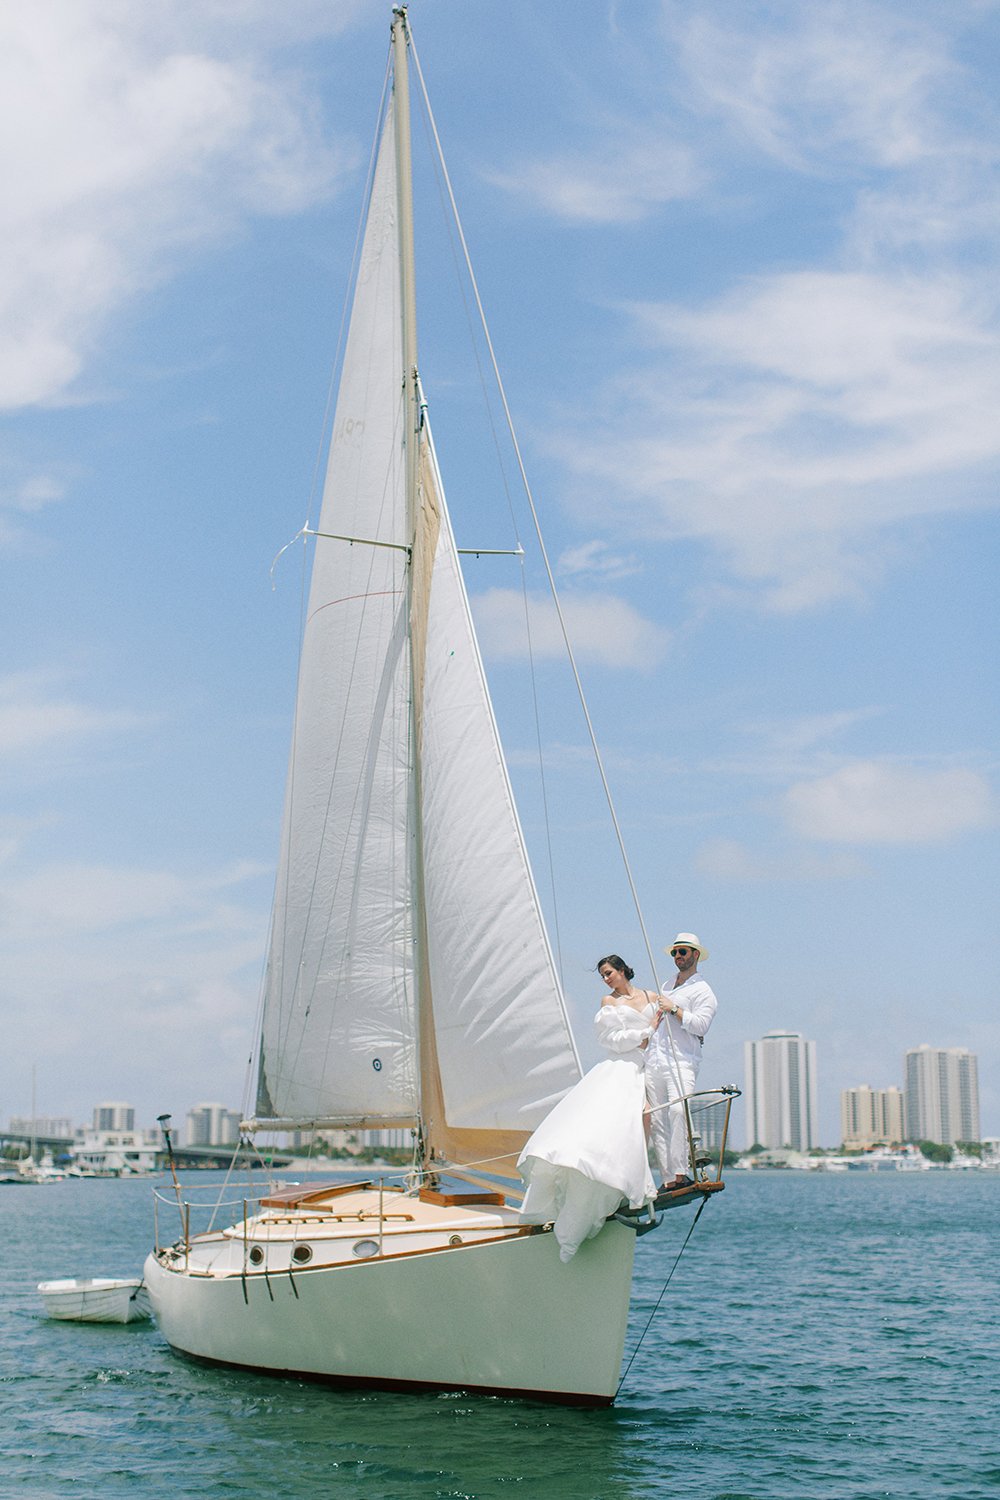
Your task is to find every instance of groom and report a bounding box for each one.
[645,933,718,1192]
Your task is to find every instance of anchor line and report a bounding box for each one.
[615,1194,711,1399]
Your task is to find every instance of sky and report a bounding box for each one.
[2,0,998,1148]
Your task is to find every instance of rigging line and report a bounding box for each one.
[408,32,665,1007]
[615,1193,711,1400]
[206,1134,270,1234]
[518,552,566,984]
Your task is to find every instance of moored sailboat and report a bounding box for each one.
[144,8,729,1405]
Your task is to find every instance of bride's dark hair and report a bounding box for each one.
[596,954,634,981]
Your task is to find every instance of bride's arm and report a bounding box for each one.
[595,1004,653,1054]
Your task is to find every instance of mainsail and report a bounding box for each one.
[254,80,581,1173]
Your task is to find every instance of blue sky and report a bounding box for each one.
[2,0,997,1146]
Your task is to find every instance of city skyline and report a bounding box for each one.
[5,1036,990,1152]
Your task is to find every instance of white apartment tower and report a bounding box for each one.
[841,1085,904,1148]
[93,1101,135,1132]
[185,1103,242,1147]
[904,1046,980,1145]
[744,1031,819,1150]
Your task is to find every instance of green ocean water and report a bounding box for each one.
[2,1170,998,1498]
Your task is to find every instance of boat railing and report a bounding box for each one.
[152,1185,268,1258]
[684,1085,741,1185]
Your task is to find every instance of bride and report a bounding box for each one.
[518,955,657,1262]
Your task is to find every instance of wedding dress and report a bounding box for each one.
[518,1000,657,1262]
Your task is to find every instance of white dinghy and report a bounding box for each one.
[38,1278,152,1324]
[144,8,731,1406]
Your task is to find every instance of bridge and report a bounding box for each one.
[0,1132,290,1170]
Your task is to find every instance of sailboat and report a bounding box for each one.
[144,8,728,1405]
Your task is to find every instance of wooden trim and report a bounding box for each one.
[258,1180,376,1208]
[418,1188,505,1207]
[165,1224,547,1276]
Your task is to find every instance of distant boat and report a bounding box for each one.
[859,1146,931,1172]
[37,1278,152,1324]
[12,1066,65,1181]
[8,1153,66,1185]
[70,1128,158,1177]
[144,8,732,1406]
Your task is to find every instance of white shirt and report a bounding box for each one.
[647,972,717,1069]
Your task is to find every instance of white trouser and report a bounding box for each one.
[645,1052,698,1184]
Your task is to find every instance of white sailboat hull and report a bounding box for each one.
[144,1218,635,1405]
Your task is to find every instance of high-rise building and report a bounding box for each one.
[841,1085,904,1147]
[744,1031,818,1150]
[185,1103,242,1147]
[904,1046,980,1145]
[93,1101,134,1132]
[9,1115,74,1139]
[364,1127,412,1151]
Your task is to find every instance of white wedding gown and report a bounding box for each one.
[518,1000,657,1262]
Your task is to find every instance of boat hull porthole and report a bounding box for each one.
[448,1235,462,1246]
[248,1245,264,1266]
[352,1239,380,1259]
[291,1244,313,1264]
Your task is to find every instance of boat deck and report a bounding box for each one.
[154,1179,533,1279]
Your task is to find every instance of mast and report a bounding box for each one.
[392,7,435,1168]
[392,8,419,501]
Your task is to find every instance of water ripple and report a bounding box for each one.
[2,1172,998,1497]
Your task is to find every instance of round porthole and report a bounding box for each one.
[248,1245,264,1266]
[352,1238,380,1259]
[291,1244,313,1264]
[448,1235,462,1246]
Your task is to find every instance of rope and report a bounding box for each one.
[615,1192,711,1399]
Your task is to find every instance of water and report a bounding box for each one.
[2,1171,998,1498]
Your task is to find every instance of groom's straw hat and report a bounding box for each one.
[665,932,708,962]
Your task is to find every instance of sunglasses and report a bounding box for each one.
[670,947,692,957]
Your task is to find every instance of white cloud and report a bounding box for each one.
[0,2,359,410]
[740,709,884,759]
[488,135,701,224]
[531,7,1000,614]
[0,465,70,552]
[4,473,66,513]
[0,858,267,937]
[783,761,995,844]
[557,540,641,581]
[695,836,867,882]
[674,4,958,172]
[471,587,669,671]
[554,268,1000,610]
[704,709,889,781]
[0,671,152,755]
